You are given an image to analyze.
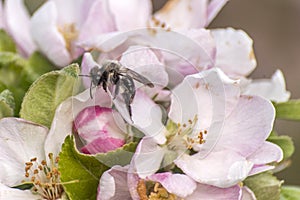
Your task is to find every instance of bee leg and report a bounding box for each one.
[122,92,132,118]
[113,79,120,99]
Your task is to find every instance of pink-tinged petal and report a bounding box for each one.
[214,95,275,157]
[30,1,71,67]
[165,29,216,86]
[148,172,197,198]
[247,141,283,165]
[133,137,165,179]
[114,90,167,144]
[242,70,291,103]
[248,165,275,176]
[186,184,242,200]
[45,88,112,157]
[79,0,117,42]
[98,165,131,200]
[75,106,126,143]
[4,0,36,57]
[52,0,94,26]
[241,186,257,200]
[0,118,48,187]
[212,28,257,78]
[175,150,253,188]
[108,0,152,31]
[74,106,126,154]
[169,68,240,156]
[81,29,215,71]
[81,137,125,154]
[0,183,39,199]
[153,0,207,30]
[120,46,168,87]
[81,52,101,88]
[206,0,229,26]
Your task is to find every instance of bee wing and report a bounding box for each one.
[121,68,154,88]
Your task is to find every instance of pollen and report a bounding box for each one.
[23,154,63,200]
[137,180,178,200]
[58,23,79,52]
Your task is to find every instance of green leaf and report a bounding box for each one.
[59,136,137,200]
[25,51,55,82]
[20,64,80,128]
[59,135,109,200]
[0,30,16,53]
[0,52,30,114]
[244,172,283,200]
[268,135,295,160]
[274,100,300,120]
[95,142,137,167]
[280,186,300,200]
[0,89,15,118]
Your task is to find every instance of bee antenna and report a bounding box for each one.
[79,74,91,77]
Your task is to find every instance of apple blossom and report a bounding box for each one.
[97,165,244,200]
[1,0,36,57]
[74,106,127,154]
[30,0,116,67]
[131,68,283,188]
[0,118,65,199]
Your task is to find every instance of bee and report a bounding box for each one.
[88,60,154,117]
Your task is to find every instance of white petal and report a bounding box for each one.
[212,28,257,78]
[242,70,290,103]
[0,118,48,186]
[0,183,39,199]
[30,1,71,67]
[81,52,101,88]
[247,141,283,165]
[148,172,197,198]
[4,0,36,57]
[133,138,165,178]
[186,184,241,200]
[45,89,112,157]
[108,0,152,31]
[79,0,117,41]
[248,165,275,176]
[169,68,240,156]
[153,0,207,30]
[114,90,167,144]
[81,29,215,71]
[98,165,131,200]
[206,0,229,26]
[214,96,275,157]
[120,46,168,87]
[241,186,257,200]
[175,150,253,188]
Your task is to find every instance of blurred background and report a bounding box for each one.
[25,0,300,185]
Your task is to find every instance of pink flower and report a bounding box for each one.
[97,166,245,199]
[132,68,283,188]
[74,106,126,154]
[1,0,36,57]
[30,0,116,67]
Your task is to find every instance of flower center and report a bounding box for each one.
[168,115,208,151]
[23,153,63,200]
[137,180,178,200]
[58,23,79,52]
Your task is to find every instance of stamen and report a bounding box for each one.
[22,155,64,200]
[137,179,178,200]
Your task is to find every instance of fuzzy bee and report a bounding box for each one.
[88,60,154,117]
